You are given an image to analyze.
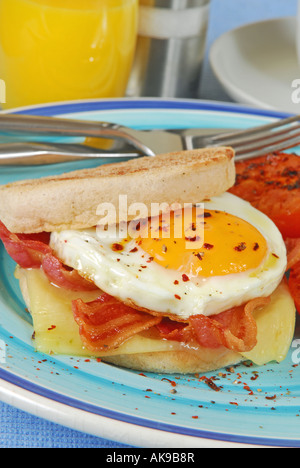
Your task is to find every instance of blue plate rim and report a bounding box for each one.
[0,365,297,448]
[0,97,297,448]
[5,96,292,119]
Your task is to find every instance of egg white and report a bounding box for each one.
[50,192,287,320]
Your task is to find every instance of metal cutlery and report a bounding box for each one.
[0,112,299,165]
[0,142,143,166]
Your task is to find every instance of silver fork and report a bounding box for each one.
[192,114,300,160]
[0,112,299,165]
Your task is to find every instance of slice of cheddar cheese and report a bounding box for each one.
[17,268,296,364]
[241,281,296,365]
[17,267,184,357]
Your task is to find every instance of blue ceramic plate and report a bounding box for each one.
[0,98,299,448]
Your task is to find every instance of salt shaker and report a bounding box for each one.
[126,0,210,98]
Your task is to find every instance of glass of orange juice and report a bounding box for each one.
[0,0,138,109]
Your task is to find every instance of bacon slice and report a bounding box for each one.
[42,254,98,291]
[72,293,162,352]
[188,297,270,352]
[0,220,97,291]
[156,318,187,342]
[0,221,52,268]
[157,297,270,353]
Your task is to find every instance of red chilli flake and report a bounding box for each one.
[161,378,177,387]
[265,395,277,400]
[47,325,56,331]
[111,243,124,252]
[253,243,260,251]
[234,242,247,252]
[182,274,190,282]
[200,376,221,392]
[174,294,181,300]
[185,235,200,242]
[203,243,214,250]
[243,384,254,395]
[194,252,204,261]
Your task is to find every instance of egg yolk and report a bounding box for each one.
[130,207,268,278]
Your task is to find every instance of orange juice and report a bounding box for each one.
[0,0,138,108]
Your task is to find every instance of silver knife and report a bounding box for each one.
[0,113,233,165]
[0,142,145,165]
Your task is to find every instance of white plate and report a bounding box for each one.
[209,17,300,113]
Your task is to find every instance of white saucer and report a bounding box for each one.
[209,17,300,114]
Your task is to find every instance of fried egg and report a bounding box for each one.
[50,192,287,320]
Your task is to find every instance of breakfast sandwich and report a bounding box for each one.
[0,147,296,374]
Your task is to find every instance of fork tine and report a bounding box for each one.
[201,113,300,161]
[215,122,300,149]
[232,128,300,154]
[209,114,300,145]
[235,134,300,161]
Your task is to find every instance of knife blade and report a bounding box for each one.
[0,142,143,165]
[0,113,235,164]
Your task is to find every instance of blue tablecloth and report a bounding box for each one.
[0,0,298,449]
